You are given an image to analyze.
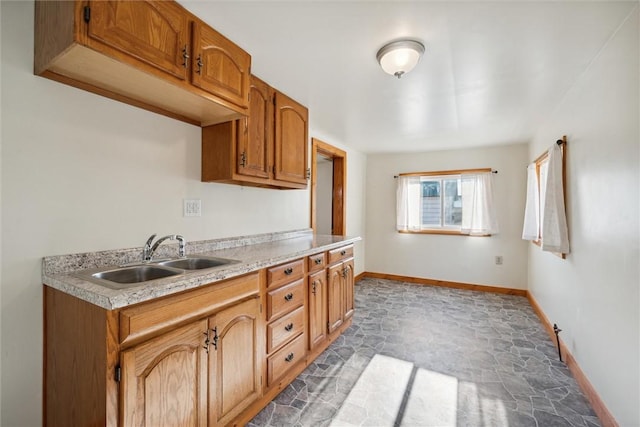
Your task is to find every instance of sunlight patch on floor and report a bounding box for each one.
[330,354,413,426]
[401,368,458,426]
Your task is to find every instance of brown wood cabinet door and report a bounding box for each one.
[274,91,308,185]
[209,298,263,427]
[343,259,355,320]
[121,320,208,427]
[237,76,273,179]
[191,21,251,109]
[87,1,190,81]
[308,270,328,350]
[327,264,344,334]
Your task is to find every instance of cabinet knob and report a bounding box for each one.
[284,267,293,275]
[340,250,346,256]
[284,323,294,332]
[284,352,295,362]
[284,293,293,301]
[314,258,322,265]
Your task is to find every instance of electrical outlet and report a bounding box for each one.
[495,256,503,265]
[183,199,201,217]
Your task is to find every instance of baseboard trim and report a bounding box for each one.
[527,293,618,427]
[361,272,527,296]
[354,272,366,283]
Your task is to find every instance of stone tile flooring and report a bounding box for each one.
[249,278,600,427]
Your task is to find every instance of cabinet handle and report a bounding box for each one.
[314,258,322,265]
[203,331,210,353]
[196,54,203,74]
[284,267,293,275]
[284,352,295,362]
[312,281,317,295]
[240,151,247,167]
[181,45,190,67]
[340,250,346,256]
[284,293,293,301]
[211,327,218,350]
[284,323,293,332]
[342,268,347,278]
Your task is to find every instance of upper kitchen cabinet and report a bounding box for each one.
[34,1,251,126]
[274,91,309,186]
[202,75,309,189]
[191,20,251,111]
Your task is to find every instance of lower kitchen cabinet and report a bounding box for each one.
[308,269,327,351]
[210,298,263,426]
[43,245,357,427]
[121,297,261,427]
[121,320,209,427]
[327,248,355,335]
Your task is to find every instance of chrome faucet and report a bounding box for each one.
[143,234,186,261]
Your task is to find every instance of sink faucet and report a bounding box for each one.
[143,234,186,261]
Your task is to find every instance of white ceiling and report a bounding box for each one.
[181,1,636,153]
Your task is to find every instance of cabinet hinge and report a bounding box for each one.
[83,6,91,23]
[114,365,121,382]
[306,168,311,180]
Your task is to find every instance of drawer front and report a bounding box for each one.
[267,259,304,289]
[267,306,304,354]
[267,333,306,386]
[328,245,354,265]
[120,272,260,347]
[267,279,304,321]
[307,252,326,273]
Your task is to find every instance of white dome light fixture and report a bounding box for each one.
[376,39,425,79]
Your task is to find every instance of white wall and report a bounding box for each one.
[366,143,529,289]
[528,6,639,426]
[0,2,366,425]
[316,158,333,234]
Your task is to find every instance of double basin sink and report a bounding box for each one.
[76,255,239,290]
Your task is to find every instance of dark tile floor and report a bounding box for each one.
[249,278,600,427]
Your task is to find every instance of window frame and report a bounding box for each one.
[397,168,493,236]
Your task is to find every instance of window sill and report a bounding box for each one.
[398,230,492,237]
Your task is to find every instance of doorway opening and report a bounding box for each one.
[310,138,347,235]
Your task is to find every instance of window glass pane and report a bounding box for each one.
[421,180,441,226]
[444,178,462,226]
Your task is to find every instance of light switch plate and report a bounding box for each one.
[184,199,201,217]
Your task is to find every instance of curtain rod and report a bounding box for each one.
[393,169,497,178]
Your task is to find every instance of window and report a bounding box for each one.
[396,169,498,236]
[522,139,569,256]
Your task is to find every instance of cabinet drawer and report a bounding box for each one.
[267,333,306,387]
[267,259,304,289]
[119,272,260,347]
[328,245,354,265]
[267,306,304,354]
[307,252,326,273]
[266,279,304,321]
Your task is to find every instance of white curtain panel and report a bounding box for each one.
[522,163,540,240]
[396,176,421,231]
[461,172,499,235]
[541,144,570,253]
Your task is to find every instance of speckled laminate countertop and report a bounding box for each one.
[42,229,361,310]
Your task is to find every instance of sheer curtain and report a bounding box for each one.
[460,172,499,235]
[396,176,421,231]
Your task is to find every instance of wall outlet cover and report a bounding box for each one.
[184,199,201,217]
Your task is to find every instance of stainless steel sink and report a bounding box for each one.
[156,256,239,270]
[92,265,181,284]
[75,255,240,289]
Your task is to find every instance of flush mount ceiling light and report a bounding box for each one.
[376,39,425,79]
